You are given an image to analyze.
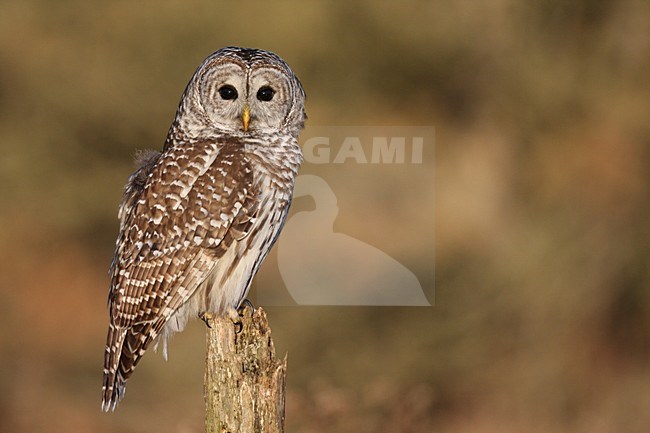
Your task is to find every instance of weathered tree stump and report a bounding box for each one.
[204,306,286,433]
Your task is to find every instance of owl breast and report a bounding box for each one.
[160,136,301,341]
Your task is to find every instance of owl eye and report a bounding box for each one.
[218,85,238,100]
[256,86,275,102]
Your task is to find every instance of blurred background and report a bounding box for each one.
[0,1,648,432]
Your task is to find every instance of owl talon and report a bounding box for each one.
[238,299,255,316]
[199,312,214,328]
[225,307,245,333]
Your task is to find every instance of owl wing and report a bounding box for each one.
[102,139,259,411]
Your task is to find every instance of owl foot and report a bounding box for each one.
[238,299,255,316]
[199,312,214,328]
[200,307,252,332]
[225,307,244,333]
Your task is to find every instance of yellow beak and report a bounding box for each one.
[242,105,250,132]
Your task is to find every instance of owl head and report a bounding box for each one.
[168,47,306,144]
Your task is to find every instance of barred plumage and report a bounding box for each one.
[102,47,305,411]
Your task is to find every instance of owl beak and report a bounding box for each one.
[242,105,251,132]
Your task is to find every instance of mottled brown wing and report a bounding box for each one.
[102,139,258,411]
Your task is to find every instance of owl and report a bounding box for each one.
[102,47,306,411]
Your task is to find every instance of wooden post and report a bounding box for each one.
[204,306,286,433]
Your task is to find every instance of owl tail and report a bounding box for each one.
[102,322,158,411]
[102,323,127,411]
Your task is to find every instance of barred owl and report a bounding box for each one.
[102,47,306,411]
